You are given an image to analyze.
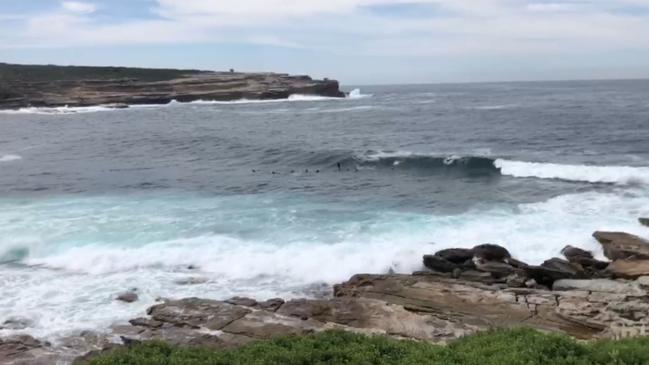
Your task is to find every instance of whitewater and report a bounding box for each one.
[1,80,649,340]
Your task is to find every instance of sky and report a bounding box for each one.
[1,0,649,84]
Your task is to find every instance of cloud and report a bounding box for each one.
[3,0,649,61]
[61,1,97,14]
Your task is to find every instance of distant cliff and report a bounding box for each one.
[0,63,345,109]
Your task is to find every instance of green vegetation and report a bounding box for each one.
[84,328,649,365]
[0,62,205,83]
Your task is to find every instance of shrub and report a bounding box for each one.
[84,328,649,365]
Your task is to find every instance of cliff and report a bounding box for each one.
[0,63,345,110]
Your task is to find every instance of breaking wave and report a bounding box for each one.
[333,150,649,185]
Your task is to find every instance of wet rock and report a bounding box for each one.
[116,291,139,303]
[473,258,515,277]
[226,297,258,307]
[593,231,649,261]
[1,317,33,330]
[434,248,474,264]
[175,277,209,285]
[523,265,577,287]
[552,279,645,295]
[562,245,594,260]
[505,257,530,269]
[506,273,528,288]
[472,244,511,261]
[258,298,285,312]
[607,260,649,279]
[423,255,458,273]
[541,258,585,278]
[640,218,649,227]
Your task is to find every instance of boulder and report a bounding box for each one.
[116,291,139,303]
[472,244,511,261]
[593,231,649,261]
[434,248,474,264]
[523,265,576,287]
[607,260,649,279]
[561,245,594,261]
[473,258,515,277]
[552,279,645,295]
[541,258,585,278]
[640,218,649,227]
[423,255,458,273]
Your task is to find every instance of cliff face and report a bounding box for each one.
[0,63,345,109]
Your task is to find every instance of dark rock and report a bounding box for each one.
[423,255,458,273]
[116,291,139,303]
[640,218,649,227]
[506,273,528,288]
[541,258,585,278]
[562,245,594,260]
[1,317,33,330]
[129,317,164,328]
[225,297,258,307]
[473,257,515,277]
[593,231,649,261]
[472,244,511,261]
[175,277,209,285]
[523,265,577,286]
[434,248,474,264]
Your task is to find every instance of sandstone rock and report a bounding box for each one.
[472,244,511,261]
[434,248,474,264]
[593,231,649,260]
[607,260,649,279]
[552,279,645,295]
[423,255,458,273]
[116,291,139,303]
[147,298,251,330]
[0,64,345,110]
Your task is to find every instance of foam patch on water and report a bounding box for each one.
[0,154,22,163]
[1,189,647,339]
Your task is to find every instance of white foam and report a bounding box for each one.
[496,159,649,185]
[0,154,22,163]
[1,189,648,339]
[348,88,372,99]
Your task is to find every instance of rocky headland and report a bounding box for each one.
[0,63,345,110]
[3,219,649,364]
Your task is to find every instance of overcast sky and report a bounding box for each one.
[2,0,649,84]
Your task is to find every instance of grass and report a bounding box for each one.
[83,328,649,365]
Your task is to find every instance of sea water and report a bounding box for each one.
[1,81,649,339]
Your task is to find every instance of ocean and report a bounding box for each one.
[1,80,649,340]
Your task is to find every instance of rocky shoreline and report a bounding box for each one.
[0,63,345,110]
[3,218,649,364]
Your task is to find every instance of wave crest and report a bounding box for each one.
[496,159,649,185]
